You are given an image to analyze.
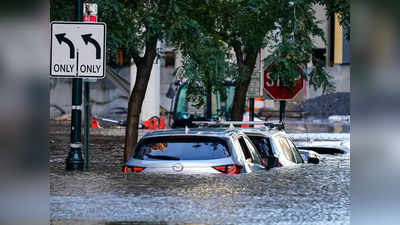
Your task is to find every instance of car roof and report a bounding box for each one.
[239,128,286,137]
[142,128,244,139]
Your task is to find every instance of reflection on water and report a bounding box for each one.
[50,154,349,225]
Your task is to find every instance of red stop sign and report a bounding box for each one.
[83,15,98,22]
[263,65,304,100]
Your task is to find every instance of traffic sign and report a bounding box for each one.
[247,71,262,98]
[83,3,98,22]
[263,65,304,100]
[50,22,106,78]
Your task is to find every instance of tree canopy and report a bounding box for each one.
[50,0,350,159]
[170,0,350,120]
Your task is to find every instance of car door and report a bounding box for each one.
[284,137,304,164]
[237,136,265,172]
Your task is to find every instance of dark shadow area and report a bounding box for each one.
[298,146,347,155]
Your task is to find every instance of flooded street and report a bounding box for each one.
[50,122,350,225]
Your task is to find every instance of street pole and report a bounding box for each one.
[66,0,84,171]
[279,100,286,123]
[249,98,255,127]
[82,2,98,171]
[84,82,90,170]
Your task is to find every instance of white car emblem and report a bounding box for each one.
[172,163,184,172]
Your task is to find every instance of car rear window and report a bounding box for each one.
[133,136,230,160]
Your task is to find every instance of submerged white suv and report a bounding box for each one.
[124,128,267,174]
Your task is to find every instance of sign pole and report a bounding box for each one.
[82,3,98,171]
[84,81,90,170]
[249,98,255,127]
[66,0,84,171]
[246,71,261,126]
[279,100,286,123]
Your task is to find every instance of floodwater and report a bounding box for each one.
[50,157,349,225]
[50,122,350,225]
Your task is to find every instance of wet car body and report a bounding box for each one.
[124,128,267,174]
[241,128,320,168]
[289,133,350,155]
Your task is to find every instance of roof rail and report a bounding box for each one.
[192,121,285,130]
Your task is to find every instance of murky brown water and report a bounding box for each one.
[50,121,350,225]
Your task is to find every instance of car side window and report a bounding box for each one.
[285,137,304,164]
[243,137,263,165]
[279,137,296,163]
[238,136,252,161]
[248,136,273,158]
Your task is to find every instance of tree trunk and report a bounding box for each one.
[231,78,251,121]
[123,39,158,163]
[231,46,258,121]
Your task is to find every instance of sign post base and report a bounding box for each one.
[66,147,85,171]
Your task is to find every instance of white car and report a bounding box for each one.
[241,128,320,168]
[124,128,267,174]
[193,121,321,168]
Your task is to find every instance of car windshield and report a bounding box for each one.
[133,136,231,160]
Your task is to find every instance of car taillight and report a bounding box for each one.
[212,165,242,174]
[123,165,145,174]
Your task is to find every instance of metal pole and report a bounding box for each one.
[66,0,84,171]
[84,82,90,170]
[82,3,97,171]
[249,98,255,127]
[279,100,286,123]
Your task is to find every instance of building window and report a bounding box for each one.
[312,48,327,66]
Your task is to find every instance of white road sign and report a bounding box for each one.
[247,71,262,98]
[50,22,106,78]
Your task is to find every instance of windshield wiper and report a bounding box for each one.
[145,154,180,160]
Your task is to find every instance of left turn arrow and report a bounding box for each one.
[81,34,101,59]
[55,33,75,59]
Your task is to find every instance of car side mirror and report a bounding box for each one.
[307,156,320,164]
[300,150,320,164]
